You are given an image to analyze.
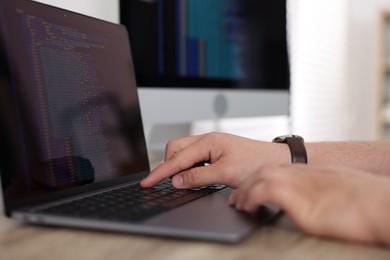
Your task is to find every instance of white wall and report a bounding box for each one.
[288,0,352,142]
[349,0,390,140]
[288,0,390,142]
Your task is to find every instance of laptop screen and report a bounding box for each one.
[0,0,149,209]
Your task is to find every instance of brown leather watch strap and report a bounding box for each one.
[285,136,307,163]
[272,135,308,164]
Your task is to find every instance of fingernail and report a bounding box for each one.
[172,175,183,188]
[140,179,148,187]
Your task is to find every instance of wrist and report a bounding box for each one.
[272,142,293,165]
[304,142,347,166]
[272,135,307,164]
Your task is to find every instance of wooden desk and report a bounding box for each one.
[1,203,390,260]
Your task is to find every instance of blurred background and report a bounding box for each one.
[33,0,390,159]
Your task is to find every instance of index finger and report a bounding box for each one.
[164,134,206,161]
[141,136,211,187]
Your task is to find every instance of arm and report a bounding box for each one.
[141,132,390,189]
[307,141,390,177]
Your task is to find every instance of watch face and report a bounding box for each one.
[272,135,304,143]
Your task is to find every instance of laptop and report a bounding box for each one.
[0,0,276,243]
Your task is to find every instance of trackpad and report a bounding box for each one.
[144,188,263,234]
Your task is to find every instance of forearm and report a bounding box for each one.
[306,141,390,176]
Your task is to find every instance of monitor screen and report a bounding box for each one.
[120,0,290,90]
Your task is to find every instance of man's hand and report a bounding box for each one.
[141,132,290,189]
[229,164,390,245]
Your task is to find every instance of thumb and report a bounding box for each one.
[171,165,220,189]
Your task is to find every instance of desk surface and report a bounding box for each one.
[1,204,390,260]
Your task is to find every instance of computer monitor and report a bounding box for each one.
[32,0,290,159]
[120,0,290,125]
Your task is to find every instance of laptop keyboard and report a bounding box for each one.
[38,179,225,222]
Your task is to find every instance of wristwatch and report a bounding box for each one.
[272,135,307,163]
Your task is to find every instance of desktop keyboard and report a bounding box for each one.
[39,180,225,222]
